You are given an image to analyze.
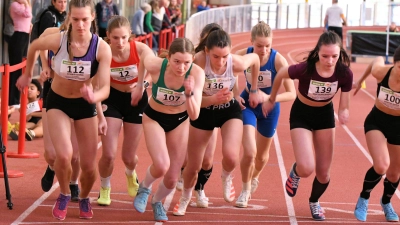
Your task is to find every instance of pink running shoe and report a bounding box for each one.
[79,198,93,219]
[52,194,71,220]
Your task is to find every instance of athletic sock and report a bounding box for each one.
[381,177,400,204]
[195,167,213,190]
[142,166,156,189]
[100,175,111,188]
[360,167,383,199]
[152,181,174,203]
[309,177,330,202]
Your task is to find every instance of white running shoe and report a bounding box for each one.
[195,190,209,208]
[222,175,235,202]
[251,178,259,194]
[173,197,190,216]
[235,190,251,208]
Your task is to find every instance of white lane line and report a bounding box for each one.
[11,141,102,225]
[11,183,60,225]
[334,113,400,200]
[274,133,298,225]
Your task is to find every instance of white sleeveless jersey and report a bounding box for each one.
[202,54,236,96]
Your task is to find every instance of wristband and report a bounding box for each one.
[143,81,150,89]
[249,89,258,93]
[185,91,194,97]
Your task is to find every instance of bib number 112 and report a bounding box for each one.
[67,66,84,74]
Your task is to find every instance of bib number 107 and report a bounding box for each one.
[67,66,84,74]
[164,94,180,102]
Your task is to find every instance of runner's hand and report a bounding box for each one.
[338,108,349,124]
[262,100,275,117]
[16,74,32,91]
[131,84,144,106]
[40,67,51,82]
[80,83,95,103]
[184,75,194,95]
[98,115,107,135]
[352,80,362,96]
[235,95,246,110]
[213,88,231,105]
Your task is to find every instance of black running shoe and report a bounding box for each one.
[41,165,55,192]
[70,184,80,202]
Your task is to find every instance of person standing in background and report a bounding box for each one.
[38,0,67,35]
[168,0,182,26]
[9,0,32,107]
[131,2,151,37]
[3,0,15,43]
[96,0,119,39]
[324,0,347,41]
[197,1,210,13]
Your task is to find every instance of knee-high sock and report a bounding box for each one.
[381,177,400,204]
[152,181,174,203]
[360,167,383,199]
[309,177,330,202]
[195,167,213,191]
[142,166,157,189]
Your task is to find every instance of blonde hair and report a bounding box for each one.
[251,21,272,41]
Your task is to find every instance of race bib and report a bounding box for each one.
[258,70,272,88]
[60,60,91,81]
[156,87,186,106]
[307,80,338,100]
[378,86,400,110]
[246,68,271,88]
[204,77,231,95]
[26,101,41,115]
[110,65,138,82]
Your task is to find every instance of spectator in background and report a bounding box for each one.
[9,79,44,141]
[38,0,67,35]
[158,0,172,30]
[144,0,159,52]
[197,1,210,13]
[3,0,14,43]
[9,0,32,107]
[324,0,347,41]
[168,0,182,26]
[96,0,119,39]
[131,2,151,36]
[388,22,399,33]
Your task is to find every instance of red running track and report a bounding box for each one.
[1,26,397,224]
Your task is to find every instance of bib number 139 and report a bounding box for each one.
[315,86,332,93]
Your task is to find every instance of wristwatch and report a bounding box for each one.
[143,81,150,89]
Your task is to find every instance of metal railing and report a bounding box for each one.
[185,2,400,46]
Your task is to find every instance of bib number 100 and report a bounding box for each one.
[384,94,400,104]
[67,66,84,74]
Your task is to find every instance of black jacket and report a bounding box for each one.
[38,5,66,35]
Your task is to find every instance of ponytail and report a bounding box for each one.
[195,26,221,53]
